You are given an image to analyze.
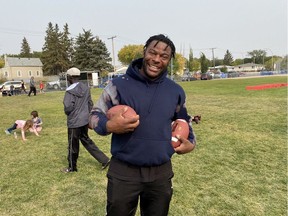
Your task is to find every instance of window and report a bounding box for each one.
[17,71,21,77]
[29,71,32,76]
[4,71,8,77]
[36,71,40,76]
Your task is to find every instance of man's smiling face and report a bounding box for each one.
[141,40,172,80]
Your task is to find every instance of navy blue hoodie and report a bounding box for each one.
[90,58,196,166]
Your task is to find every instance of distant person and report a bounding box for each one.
[61,67,110,173]
[89,34,196,215]
[30,110,43,133]
[21,80,27,94]
[28,76,36,96]
[9,84,14,96]
[39,81,44,93]
[5,119,39,141]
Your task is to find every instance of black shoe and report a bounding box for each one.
[102,160,110,170]
[61,167,77,173]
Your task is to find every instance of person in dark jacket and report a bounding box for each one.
[27,76,36,96]
[61,67,110,173]
[89,34,196,215]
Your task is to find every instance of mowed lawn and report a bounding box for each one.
[0,76,287,216]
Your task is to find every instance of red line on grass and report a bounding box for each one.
[246,83,288,90]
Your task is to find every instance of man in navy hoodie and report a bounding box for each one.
[90,34,196,215]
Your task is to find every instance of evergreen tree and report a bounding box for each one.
[73,29,112,73]
[223,50,234,65]
[42,22,57,75]
[42,22,71,75]
[61,23,74,70]
[20,37,31,57]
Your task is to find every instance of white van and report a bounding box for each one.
[0,81,24,92]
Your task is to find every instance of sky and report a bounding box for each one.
[0,0,287,66]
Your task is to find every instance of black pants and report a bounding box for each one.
[28,86,36,96]
[7,123,17,133]
[106,158,174,216]
[67,125,109,170]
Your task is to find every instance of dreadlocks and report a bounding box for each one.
[144,34,176,59]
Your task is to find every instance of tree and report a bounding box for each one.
[200,52,209,73]
[191,58,201,72]
[187,48,193,71]
[186,49,201,72]
[42,22,73,75]
[0,57,4,68]
[214,58,223,66]
[233,59,244,66]
[118,45,143,65]
[264,57,274,71]
[247,49,267,64]
[61,23,74,70]
[73,29,113,73]
[174,53,186,75]
[223,50,233,65]
[280,55,287,70]
[20,37,31,57]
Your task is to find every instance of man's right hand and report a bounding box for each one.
[106,107,140,134]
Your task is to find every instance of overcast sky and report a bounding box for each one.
[0,0,287,65]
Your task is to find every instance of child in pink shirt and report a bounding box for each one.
[5,120,39,141]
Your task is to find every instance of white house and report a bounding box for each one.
[209,63,264,72]
[231,63,264,72]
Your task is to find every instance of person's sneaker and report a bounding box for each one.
[5,130,11,135]
[102,160,110,170]
[60,167,77,173]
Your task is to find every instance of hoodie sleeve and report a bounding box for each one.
[174,88,196,145]
[63,91,76,115]
[88,90,94,112]
[89,82,117,135]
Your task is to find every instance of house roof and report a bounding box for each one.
[237,63,263,67]
[6,57,43,67]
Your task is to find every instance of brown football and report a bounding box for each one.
[171,119,189,148]
[106,105,137,119]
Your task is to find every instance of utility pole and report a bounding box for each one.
[108,36,116,72]
[210,47,216,70]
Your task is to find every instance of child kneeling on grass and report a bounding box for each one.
[30,110,43,133]
[5,119,39,141]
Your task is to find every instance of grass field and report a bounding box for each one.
[0,76,287,216]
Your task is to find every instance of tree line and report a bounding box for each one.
[0,22,286,76]
[1,22,113,77]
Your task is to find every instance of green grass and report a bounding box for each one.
[0,76,287,216]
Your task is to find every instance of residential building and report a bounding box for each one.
[0,56,43,81]
[231,63,264,72]
[209,63,264,72]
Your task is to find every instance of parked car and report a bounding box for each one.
[181,71,196,81]
[200,73,212,80]
[0,80,24,92]
[46,79,67,90]
[181,74,195,81]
